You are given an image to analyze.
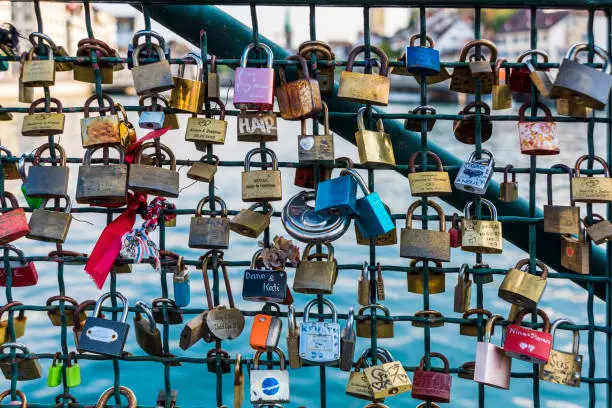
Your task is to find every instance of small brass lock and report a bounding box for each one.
[338,45,391,106]
[583,214,612,244]
[298,101,334,164]
[208,55,220,99]
[115,103,137,149]
[544,164,580,235]
[293,242,338,294]
[241,148,282,202]
[22,97,65,137]
[453,264,472,312]
[561,230,590,275]
[29,32,73,72]
[186,99,228,147]
[356,304,394,338]
[73,38,120,83]
[540,318,583,387]
[407,150,452,197]
[498,259,548,309]
[0,146,19,181]
[412,310,444,328]
[187,155,219,183]
[230,202,273,239]
[355,106,396,168]
[492,58,512,110]
[80,94,121,147]
[407,259,445,294]
[450,39,497,94]
[499,164,519,202]
[169,52,206,113]
[459,308,493,337]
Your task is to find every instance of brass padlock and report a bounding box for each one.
[356,304,394,338]
[76,146,128,205]
[230,202,273,238]
[459,308,492,337]
[355,106,396,168]
[498,259,548,309]
[237,109,278,142]
[46,296,86,327]
[18,52,34,103]
[407,150,452,197]
[492,58,512,110]
[241,148,282,202]
[557,98,592,117]
[540,318,583,387]
[28,32,73,72]
[73,38,119,83]
[26,143,69,198]
[363,348,412,399]
[561,230,590,275]
[0,104,13,122]
[0,301,27,341]
[400,200,450,262]
[188,196,230,249]
[299,42,335,94]
[412,310,444,328]
[450,39,497,94]
[22,45,55,87]
[276,54,322,120]
[22,98,65,136]
[499,164,519,202]
[170,52,206,113]
[583,214,612,244]
[454,101,493,144]
[80,94,121,147]
[461,198,503,254]
[27,196,72,243]
[128,142,180,197]
[407,259,445,294]
[115,103,137,149]
[293,242,337,294]
[185,99,228,147]
[355,202,397,246]
[338,45,390,106]
[0,146,19,181]
[298,101,334,164]
[468,53,492,79]
[208,55,220,99]
[404,105,437,132]
[544,164,580,235]
[346,353,382,402]
[187,155,219,183]
[131,42,174,95]
[572,155,612,203]
[453,264,472,312]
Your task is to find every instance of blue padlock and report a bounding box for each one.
[173,264,191,307]
[139,110,166,130]
[314,158,358,216]
[352,169,395,239]
[405,34,440,76]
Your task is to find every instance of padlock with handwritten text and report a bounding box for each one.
[234,43,275,111]
[540,319,582,387]
[572,155,612,203]
[504,308,552,364]
[461,198,502,254]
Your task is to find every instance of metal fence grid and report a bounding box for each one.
[0,1,611,408]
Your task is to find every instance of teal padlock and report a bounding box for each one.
[66,352,81,388]
[19,154,43,208]
[351,168,395,239]
[314,157,358,216]
[47,352,62,387]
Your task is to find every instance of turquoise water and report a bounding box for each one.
[0,91,608,408]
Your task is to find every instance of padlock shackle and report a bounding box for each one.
[567,42,611,73]
[503,164,516,183]
[197,98,226,121]
[201,251,235,309]
[493,58,509,86]
[409,33,434,48]
[93,291,129,323]
[40,195,72,214]
[28,97,63,114]
[29,32,57,51]
[301,242,334,261]
[514,258,549,278]
[410,105,436,115]
[139,94,172,111]
[574,154,611,178]
[131,30,166,49]
[356,106,385,134]
[462,308,492,320]
[73,299,97,331]
[46,295,78,308]
[583,213,605,227]
[340,167,370,196]
[547,163,574,206]
[133,43,166,68]
[359,347,391,365]
[177,52,204,81]
[135,300,157,333]
[346,306,355,330]
[244,147,279,172]
[460,101,491,116]
[513,307,551,332]
[0,146,12,158]
[247,202,274,217]
[417,351,450,373]
[55,393,77,406]
[408,150,443,174]
[0,244,26,265]
[279,55,311,85]
[83,93,117,117]
[459,39,497,63]
[518,101,553,122]
[76,40,111,57]
[250,249,265,269]
[252,346,286,369]
[303,298,338,323]
[261,302,281,317]
[550,318,580,354]
[18,154,27,183]
[414,309,444,325]
[405,199,446,231]
[517,49,549,63]
[345,45,390,76]
[95,386,137,408]
[467,149,494,165]
[299,45,333,63]
[27,43,53,60]
[0,301,24,319]
[463,198,497,221]
[300,102,330,137]
[484,314,504,344]
[0,191,19,211]
[83,145,125,166]
[299,40,332,53]
[195,195,228,217]
[0,389,26,408]
[288,305,297,336]
[357,303,391,319]
[240,43,274,68]
[409,259,443,268]
[33,142,66,167]
[152,297,180,310]
[134,142,177,170]
[0,342,29,354]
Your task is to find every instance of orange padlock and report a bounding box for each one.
[249,303,282,351]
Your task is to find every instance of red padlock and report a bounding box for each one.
[0,244,38,287]
[449,213,461,248]
[411,352,452,403]
[294,165,332,189]
[0,192,29,244]
[503,308,552,364]
[509,50,549,93]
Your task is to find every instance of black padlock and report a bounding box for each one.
[151,298,183,325]
[206,348,231,373]
[77,292,130,357]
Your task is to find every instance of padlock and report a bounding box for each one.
[400,200,450,262]
[473,262,494,285]
[544,164,580,235]
[583,214,612,244]
[572,154,612,203]
[407,259,445,294]
[407,151,451,197]
[17,155,43,209]
[22,46,55,87]
[405,33,440,76]
[355,107,396,168]
[276,54,322,120]
[404,105,437,132]
[346,349,386,402]
[230,202,273,239]
[364,348,412,399]
[468,53,492,79]
[499,164,519,202]
[504,308,553,364]
[234,43,275,111]
[525,60,555,98]
[138,110,165,130]
[450,39,497,94]
[21,97,65,136]
[474,314,511,389]
[340,307,356,372]
[454,264,472,313]
[77,292,130,357]
[156,389,178,408]
[540,318,583,387]
[356,304,394,338]
[338,45,390,106]
[115,103,137,149]
[412,310,445,328]
[152,298,184,325]
[0,192,29,244]
[509,49,550,93]
[29,32,72,72]
[0,343,42,381]
[138,95,179,130]
[461,198,503,254]
[46,296,85,327]
[65,352,81,388]
[0,301,27,342]
[0,245,38,287]
[378,266,387,300]
[553,42,612,110]
[27,196,72,243]
[498,258,548,309]
[187,155,218,183]
[459,308,492,337]
[18,52,34,103]
[358,261,371,306]
[0,389,26,407]
[171,259,190,307]
[250,303,283,351]
[237,109,278,142]
[298,101,334,164]
[0,105,12,121]
[561,229,590,275]
[72,299,97,347]
[112,255,132,275]
[299,42,335,94]
[492,58,512,110]
[186,102,227,149]
[76,146,128,205]
[26,143,69,198]
[348,169,395,239]
[455,150,495,195]
[242,249,289,304]
[128,142,179,197]
[242,148,282,202]
[133,301,163,357]
[73,39,119,84]
[250,347,290,404]
[81,94,121,147]
[518,101,560,155]
[315,163,359,216]
[189,196,230,249]
[95,387,137,408]
[128,30,169,69]
[299,299,341,364]
[293,242,337,294]
[47,352,63,387]
[453,101,493,144]
[170,52,206,113]
[557,98,592,117]
[449,213,462,248]
[411,352,452,403]
[355,203,396,246]
[207,348,231,373]
[131,42,174,95]
[458,361,476,380]
[0,147,19,181]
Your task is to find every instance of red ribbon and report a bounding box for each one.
[125,127,171,164]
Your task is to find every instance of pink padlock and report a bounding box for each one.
[474,314,512,389]
[233,43,275,111]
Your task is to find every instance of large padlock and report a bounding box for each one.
[407,259,445,294]
[0,192,29,244]
[242,249,289,304]
[230,202,273,239]
[276,54,322,120]
[234,43,275,111]
[0,146,19,181]
[27,196,72,243]
[80,94,121,147]
[185,99,228,146]
[237,109,278,142]
[355,106,396,168]
[298,42,335,94]
[400,200,450,262]
[338,45,390,106]
[131,42,174,95]
[411,352,452,403]
[250,347,290,404]
[363,348,412,399]
[518,101,560,155]
[540,318,582,387]
[356,304,394,338]
[461,198,503,254]
[459,308,492,337]
[22,97,65,136]
[553,42,612,110]
[561,229,590,274]
[404,105,437,132]
[250,302,282,351]
[76,146,128,205]
[0,245,38,287]
[0,343,42,381]
[315,161,358,216]
[498,258,548,309]
[299,298,341,364]
[504,308,553,364]
[454,264,472,312]
[46,295,85,327]
[133,301,163,357]
[509,49,550,93]
[189,196,230,249]
[544,164,580,235]
[26,143,69,198]
[583,214,612,244]
[298,101,334,164]
[499,164,519,202]
[454,149,495,195]
[349,168,395,239]
[450,39,497,94]
[407,151,451,197]
[241,148,282,202]
[405,33,440,76]
[77,292,130,357]
[138,95,179,130]
[572,154,612,203]
[128,142,179,197]
[453,101,493,144]
[492,58,512,110]
[0,301,27,342]
[294,242,337,294]
[170,52,206,113]
[474,315,511,389]
[22,45,55,87]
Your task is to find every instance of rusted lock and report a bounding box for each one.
[80,94,121,147]
[22,98,65,136]
[407,259,445,294]
[572,155,612,203]
[400,200,450,262]
[131,42,174,95]
[276,54,322,120]
[454,101,493,144]
[544,164,580,235]
[187,155,219,183]
[583,214,612,244]
[461,198,503,254]
[492,58,512,110]
[0,192,29,244]
[230,202,273,239]
[139,95,179,130]
[76,146,128,205]
[499,164,519,202]
[237,110,278,142]
[450,39,497,94]
[0,147,18,181]
[407,150,451,197]
[128,142,179,197]
[498,259,548,309]
[27,196,72,243]
[517,101,560,155]
[188,196,230,249]
[338,45,391,106]
[169,52,206,113]
[241,148,282,202]
[185,99,228,147]
[26,143,69,198]
[298,41,335,94]
[404,105,437,132]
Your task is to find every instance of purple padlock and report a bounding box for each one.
[233,43,275,111]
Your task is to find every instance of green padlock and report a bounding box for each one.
[47,352,62,387]
[19,154,43,208]
[66,352,81,388]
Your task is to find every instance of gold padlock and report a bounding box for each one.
[80,94,121,147]
[346,354,383,402]
[139,95,179,130]
[22,45,55,87]
[499,164,519,202]
[241,148,282,202]
[185,99,228,148]
[338,45,390,106]
[561,230,590,275]
[583,214,612,245]
[407,259,445,294]
[498,259,548,309]
[356,304,394,338]
[412,310,444,328]
[299,42,335,94]
[544,164,580,235]
[0,147,20,181]
[355,106,395,168]
[115,103,137,149]
[459,308,492,337]
[208,55,221,99]
[407,150,452,197]
[571,155,612,203]
[492,58,512,110]
[170,52,206,113]
[400,200,450,262]
[540,319,582,388]
[461,198,503,254]
[453,264,472,312]
[293,242,338,294]
[18,52,34,103]
[22,97,65,137]
[230,202,273,239]
[450,39,497,94]
[557,98,591,117]
[187,155,219,183]
[29,32,73,72]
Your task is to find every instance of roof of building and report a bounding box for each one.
[498,9,569,33]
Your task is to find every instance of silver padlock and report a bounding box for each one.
[139,110,166,130]
[299,298,341,364]
[339,307,356,372]
[454,149,495,195]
